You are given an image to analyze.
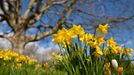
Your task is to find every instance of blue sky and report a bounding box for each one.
[0,0,134,50]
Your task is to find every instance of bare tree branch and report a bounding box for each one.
[27,0,67,25]
[16,0,22,16]
[28,24,53,29]
[45,10,60,15]
[28,0,78,41]
[23,0,35,19]
[0,14,5,22]
[0,13,15,32]
[7,0,15,13]
[0,0,19,32]
[0,0,9,16]
[53,0,67,5]
[107,16,134,23]
[75,7,134,24]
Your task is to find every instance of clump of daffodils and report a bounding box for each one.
[0,50,19,61]
[52,25,85,46]
[0,50,37,67]
[52,24,133,75]
[52,24,133,58]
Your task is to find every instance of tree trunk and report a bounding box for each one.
[12,40,25,54]
[8,33,27,54]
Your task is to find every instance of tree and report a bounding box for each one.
[0,0,134,54]
[0,0,78,53]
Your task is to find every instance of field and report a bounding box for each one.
[0,24,134,75]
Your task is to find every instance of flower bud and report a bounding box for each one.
[117,67,123,75]
[111,59,118,70]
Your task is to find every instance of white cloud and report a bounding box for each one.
[126,40,133,45]
[1,21,7,24]
[25,42,38,48]
[35,43,60,62]
[0,32,4,35]
[5,32,14,37]
[36,46,47,54]
[0,38,12,49]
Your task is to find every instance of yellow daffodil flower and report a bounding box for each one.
[88,40,98,48]
[16,55,26,63]
[97,24,110,34]
[107,37,116,47]
[111,46,118,54]
[28,59,37,65]
[80,33,93,43]
[116,46,123,53]
[16,63,22,68]
[93,46,103,58]
[104,62,111,75]
[104,47,109,56]
[70,25,85,37]
[95,36,105,45]
[123,48,133,56]
[43,62,49,68]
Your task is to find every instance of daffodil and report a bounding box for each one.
[43,62,49,68]
[109,45,122,54]
[0,50,19,61]
[123,48,133,56]
[104,47,109,56]
[36,64,41,68]
[107,37,116,47]
[28,59,37,65]
[93,46,103,58]
[97,24,110,34]
[52,52,62,60]
[70,25,85,37]
[104,62,111,75]
[116,46,123,53]
[88,40,98,48]
[111,46,118,54]
[52,28,68,44]
[16,63,22,68]
[3,56,12,61]
[95,36,105,45]
[52,28,73,45]
[80,33,93,43]
[0,50,38,66]
[52,52,57,56]
[16,55,26,63]
[52,34,64,44]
